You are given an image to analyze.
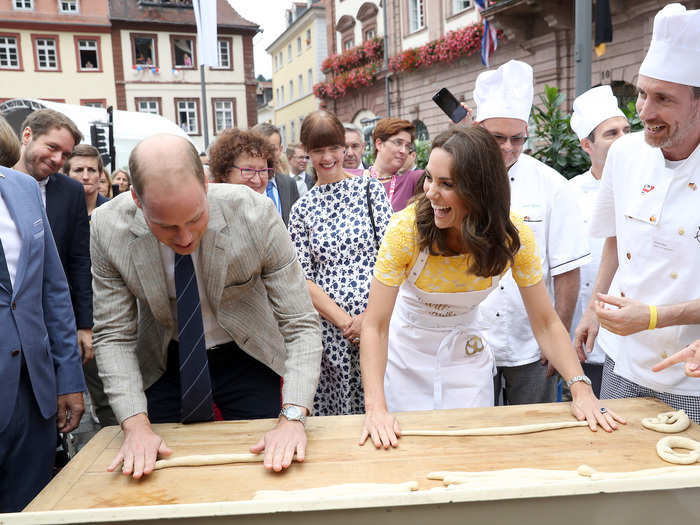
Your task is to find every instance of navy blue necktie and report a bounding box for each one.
[0,238,12,294]
[174,253,214,423]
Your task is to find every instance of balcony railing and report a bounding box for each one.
[138,0,193,8]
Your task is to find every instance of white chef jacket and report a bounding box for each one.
[568,170,606,364]
[590,132,700,395]
[480,154,591,367]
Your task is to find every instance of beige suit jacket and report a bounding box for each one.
[91,184,322,423]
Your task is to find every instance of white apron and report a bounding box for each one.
[385,249,498,412]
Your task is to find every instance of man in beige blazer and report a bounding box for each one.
[91,134,322,479]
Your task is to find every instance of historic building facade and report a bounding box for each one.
[0,0,117,107]
[266,1,326,147]
[320,0,700,141]
[109,0,259,153]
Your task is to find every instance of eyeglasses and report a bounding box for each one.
[309,145,344,156]
[387,138,413,152]
[292,155,309,161]
[233,166,274,180]
[491,133,527,146]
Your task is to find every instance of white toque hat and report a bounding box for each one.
[473,60,534,123]
[570,86,626,140]
[639,3,700,87]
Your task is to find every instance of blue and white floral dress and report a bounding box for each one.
[289,175,393,416]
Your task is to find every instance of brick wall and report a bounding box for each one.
[242,33,258,128]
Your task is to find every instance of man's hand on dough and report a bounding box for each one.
[594,294,650,336]
[653,340,700,378]
[108,413,172,479]
[250,417,306,472]
[359,409,401,449]
[569,382,626,432]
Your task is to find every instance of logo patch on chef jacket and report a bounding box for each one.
[641,184,655,194]
[465,336,485,355]
[695,227,700,245]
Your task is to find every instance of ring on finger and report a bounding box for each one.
[600,407,607,414]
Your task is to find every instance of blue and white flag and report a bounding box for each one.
[193,0,219,67]
[475,0,498,67]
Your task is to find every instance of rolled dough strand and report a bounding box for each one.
[153,453,264,470]
[403,420,588,437]
[641,409,691,433]
[253,481,419,500]
[429,468,580,486]
[577,463,700,480]
[656,436,700,465]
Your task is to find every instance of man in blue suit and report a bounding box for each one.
[0,165,85,512]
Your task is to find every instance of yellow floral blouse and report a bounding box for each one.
[374,204,542,292]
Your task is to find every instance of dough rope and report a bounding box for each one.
[656,436,700,465]
[153,453,264,470]
[641,410,691,433]
[402,420,588,436]
[253,482,419,500]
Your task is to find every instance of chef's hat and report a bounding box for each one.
[570,86,626,140]
[639,3,700,87]
[474,60,534,124]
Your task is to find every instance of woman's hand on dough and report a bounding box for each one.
[569,382,626,432]
[652,340,700,378]
[360,409,401,449]
[250,417,306,472]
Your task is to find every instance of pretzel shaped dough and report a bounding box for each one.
[656,436,700,465]
[641,410,691,433]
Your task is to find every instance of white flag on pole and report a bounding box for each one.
[193,0,219,67]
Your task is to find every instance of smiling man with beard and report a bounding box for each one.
[575,3,700,422]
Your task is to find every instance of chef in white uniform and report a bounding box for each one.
[568,86,631,396]
[475,60,591,405]
[576,3,700,422]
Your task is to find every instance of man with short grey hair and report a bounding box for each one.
[343,123,365,170]
[91,133,322,478]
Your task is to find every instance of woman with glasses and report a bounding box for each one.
[355,118,423,212]
[288,111,393,416]
[209,128,277,194]
[359,126,624,448]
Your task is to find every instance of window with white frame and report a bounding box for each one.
[172,37,194,68]
[137,99,160,114]
[0,36,20,69]
[273,54,278,71]
[276,87,280,107]
[298,74,303,97]
[59,0,79,13]
[217,38,230,68]
[298,117,304,136]
[452,0,471,14]
[133,35,156,66]
[296,36,302,55]
[364,28,376,40]
[307,68,313,93]
[77,39,98,70]
[287,44,292,62]
[280,86,285,105]
[281,125,287,147]
[176,100,198,134]
[343,39,354,51]
[214,99,234,133]
[36,37,58,70]
[408,0,425,33]
[290,120,295,143]
[14,0,33,10]
[306,28,311,47]
[82,101,104,108]
[289,80,294,101]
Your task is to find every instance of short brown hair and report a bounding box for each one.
[415,126,520,277]
[129,136,204,198]
[251,122,281,141]
[62,144,103,174]
[208,128,276,183]
[300,110,345,152]
[21,108,83,146]
[0,114,21,168]
[372,118,414,156]
[285,143,304,159]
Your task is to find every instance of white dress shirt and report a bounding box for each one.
[568,170,606,364]
[291,172,309,196]
[159,243,232,349]
[480,154,591,367]
[0,193,21,287]
[590,132,700,394]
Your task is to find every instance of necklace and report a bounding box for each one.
[370,166,397,203]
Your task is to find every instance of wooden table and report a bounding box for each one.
[5,398,700,524]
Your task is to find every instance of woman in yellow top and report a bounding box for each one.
[359,127,625,448]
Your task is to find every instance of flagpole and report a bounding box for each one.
[574,0,592,96]
[200,64,209,149]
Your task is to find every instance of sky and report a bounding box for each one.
[227,0,291,80]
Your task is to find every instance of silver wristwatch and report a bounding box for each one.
[280,405,306,426]
[565,374,592,389]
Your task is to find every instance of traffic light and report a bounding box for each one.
[90,124,111,165]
